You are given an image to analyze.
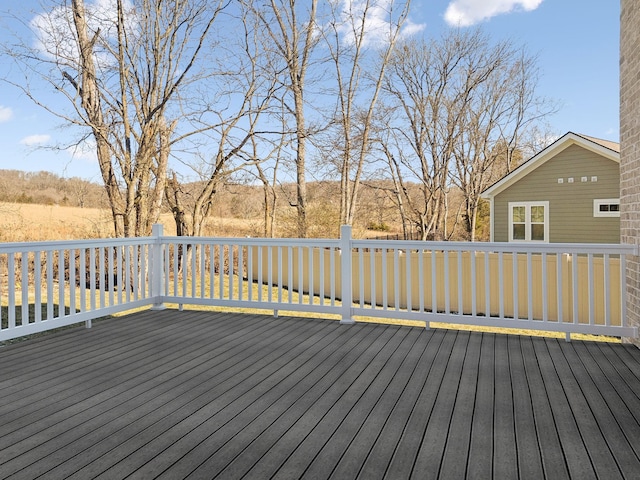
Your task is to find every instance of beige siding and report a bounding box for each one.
[494,144,620,243]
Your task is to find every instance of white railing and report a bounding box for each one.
[1,224,637,341]
[0,236,156,341]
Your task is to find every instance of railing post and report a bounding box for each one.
[340,225,355,324]
[150,223,166,310]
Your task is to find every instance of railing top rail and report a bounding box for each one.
[0,235,156,254]
[350,239,638,255]
[1,231,635,257]
[159,236,341,248]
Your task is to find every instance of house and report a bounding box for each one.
[481,132,620,243]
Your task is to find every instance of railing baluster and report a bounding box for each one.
[51,250,58,317]
[620,254,627,328]
[125,245,131,304]
[34,251,42,323]
[541,252,548,322]
[498,252,504,319]
[370,247,376,310]
[79,248,86,312]
[287,246,293,305]
[457,250,463,316]
[277,246,282,304]
[246,244,253,303]
[267,246,273,304]
[257,245,263,303]
[358,249,364,309]
[527,252,533,321]
[382,248,388,310]
[117,246,123,305]
[199,245,205,299]
[512,251,519,321]
[572,253,579,324]
[604,253,611,326]
[319,247,325,306]
[21,252,30,323]
[588,253,595,326]
[418,249,424,313]
[108,247,114,306]
[330,247,336,307]
[406,249,412,312]
[218,243,224,300]
[307,247,313,306]
[132,245,138,302]
[298,247,303,305]
[59,249,66,316]
[557,253,564,323]
[90,248,96,310]
[394,248,400,312]
[8,253,15,328]
[238,245,245,302]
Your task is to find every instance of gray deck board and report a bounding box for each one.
[1,309,640,479]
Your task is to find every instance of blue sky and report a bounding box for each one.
[0,0,620,180]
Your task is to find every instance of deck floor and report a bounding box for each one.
[1,309,640,479]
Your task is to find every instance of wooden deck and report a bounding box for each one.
[1,309,639,479]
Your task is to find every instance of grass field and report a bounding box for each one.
[0,202,262,242]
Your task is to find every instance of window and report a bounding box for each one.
[594,199,620,217]
[508,202,549,242]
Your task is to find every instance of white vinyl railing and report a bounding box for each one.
[0,236,156,341]
[1,224,637,341]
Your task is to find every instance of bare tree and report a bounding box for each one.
[321,0,413,230]
[162,3,283,239]
[380,29,554,240]
[448,43,556,240]
[250,103,291,238]
[250,0,321,238]
[5,0,225,237]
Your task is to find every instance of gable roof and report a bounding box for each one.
[481,132,620,199]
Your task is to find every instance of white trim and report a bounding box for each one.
[508,201,550,243]
[594,198,620,217]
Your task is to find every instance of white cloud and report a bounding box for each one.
[20,134,51,146]
[444,0,543,27]
[0,106,13,123]
[336,0,425,47]
[401,19,427,38]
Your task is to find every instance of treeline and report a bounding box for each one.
[0,170,107,208]
[0,169,489,240]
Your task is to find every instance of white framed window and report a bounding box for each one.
[508,201,549,242]
[593,198,620,217]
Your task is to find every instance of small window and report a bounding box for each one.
[508,202,549,242]
[594,199,620,217]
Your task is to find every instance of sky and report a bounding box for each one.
[0,0,621,181]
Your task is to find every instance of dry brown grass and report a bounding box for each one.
[0,202,263,242]
[0,202,114,241]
